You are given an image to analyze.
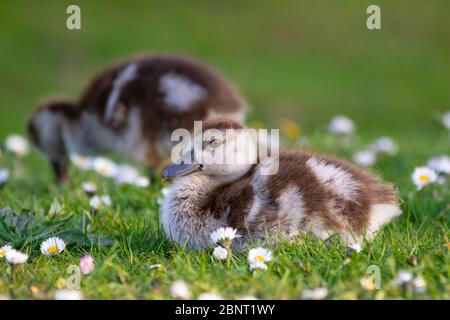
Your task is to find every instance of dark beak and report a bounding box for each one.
[162,163,203,180]
[51,160,68,184]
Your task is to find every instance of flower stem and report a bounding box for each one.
[9,265,17,299]
[226,246,232,269]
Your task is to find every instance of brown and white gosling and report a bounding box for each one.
[160,118,401,250]
[27,54,246,182]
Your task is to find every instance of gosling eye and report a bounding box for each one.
[209,139,221,148]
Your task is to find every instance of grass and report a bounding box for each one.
[0,0,449,299]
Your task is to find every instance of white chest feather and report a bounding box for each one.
[160,176,226,250]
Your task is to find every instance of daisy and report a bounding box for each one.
[348,242,362,253]
[411,167,437,190]
[100,195,112,206]
[40,237,65,256]
[372,137,398,155]
[210,227,239,245]
[170,280,191,300]
[5,134,29,157]
[212,246,228,261]
[0,245,13,258]
[427,155,450,175]
[353,150,376,167]
[392,270,413,286]
[328,115,355,135]
[5,249,28,264]
[93,157,118,178]
[300,287,328,300]
[89,195,111,209]
[70,154,94,170]
[149,264,162,270]
[197,292,224,300]
[134,176,150,188]
[0,168,10,186]
[114,164,140,185]
[442,111,450,130]
[82,182,97,197]
[248,247,273,271]
[54,289,84,300]
[79,255,95,275]
[412,276,426,293]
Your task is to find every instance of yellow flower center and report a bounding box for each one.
[99,166,110,175]
[0,250,5,257]
[419,175,430,183]
[255,255,265,262]
[47,246,58,254]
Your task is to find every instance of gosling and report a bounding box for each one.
[27,54,246,182]
[160,118,401,250]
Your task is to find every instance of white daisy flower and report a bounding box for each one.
[5,249,28,264]
[248,247,273,271]
[197,292,224,300]
[372,137,398,155]
[348,242,362,253]
[392,270,413,286]
[353,150,376,167]
[89,195,111,209]
[93,157,118,178]
[100,195,112,206]
[411,167,438,190]
[114,164,140,185]
[212,246,228,261]
[427,155,450,175]
[328,115,355,135]
[40,237,65,256]
[170,280,191,300]
[54,289,84,300]
[149,264,162,270]
[412,276,427,293]
[442,111,450,130]
[0,168,10,186]
[134,176,150,188]
[70,154,94,170]
[82,182,97,196]
[5,134,29,157]
[210,227,239,245]
[0,245,13,258]
[301,287,328,300]
[89,196,103,209]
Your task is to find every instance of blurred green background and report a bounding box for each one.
[0,0,449,138]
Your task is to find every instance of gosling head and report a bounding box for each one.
[27,99,79,183]
[162,118,258,183]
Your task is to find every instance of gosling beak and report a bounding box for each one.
[162,163,203,180]
[51,159,68,184]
